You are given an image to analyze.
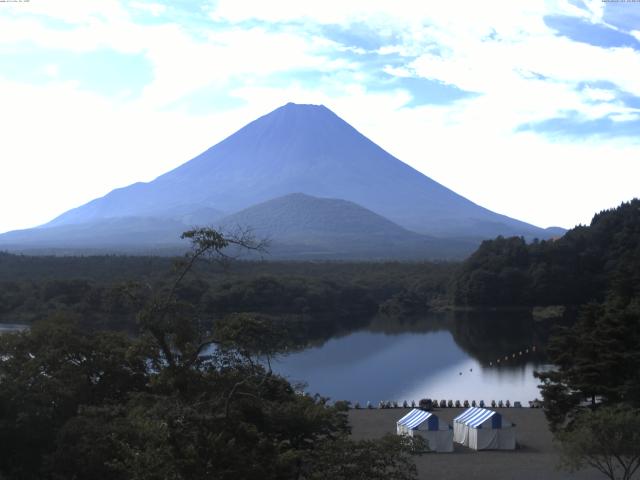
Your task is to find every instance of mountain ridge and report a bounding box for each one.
[44,102,554,238]
[215,193,477,260]
[1,102,564,258]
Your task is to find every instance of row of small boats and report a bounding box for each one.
[353,398,544,409]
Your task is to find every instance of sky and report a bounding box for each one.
[0,0,639,234]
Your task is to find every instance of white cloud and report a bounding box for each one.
[138,26,352,109]
[1,4,348,111]
[581,86,617,102]
[43,64,60,78]
[210,0,640,123]
[610,112,640,122]
[0,77,260,233]
[382,65,412,78]
[221,79,639,229]
[0,0,638,234]
[16,0,129,25]
[130,1,167,17]
[0,15,144,54]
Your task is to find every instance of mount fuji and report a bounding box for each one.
[0,103,563,258]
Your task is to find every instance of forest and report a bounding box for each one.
[449,200,640,477]
[1,201,640,479]
[0,228,429,480]
[4,199,637,333]
[0,252,454,333]
[451,199,640,308]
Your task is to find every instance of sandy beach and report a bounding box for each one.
[349,408,603,480]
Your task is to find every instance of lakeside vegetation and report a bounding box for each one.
[0,253,455,331]
[451,199,640,479]
[452,199,640,309]
[1,199,639,478]
[0,229,425,480]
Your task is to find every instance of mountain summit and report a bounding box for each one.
[1,103,560,257]
[46,103,548,237]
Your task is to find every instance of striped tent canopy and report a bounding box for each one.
[454,407,501,429]
[397,409,438,430]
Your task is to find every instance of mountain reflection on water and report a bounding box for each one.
[273,311,553,405]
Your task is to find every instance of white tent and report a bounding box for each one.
[453,407,516,450]
[396,409,454,452]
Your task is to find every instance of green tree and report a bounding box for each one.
[0,317,148,479]
[302,435,422,480]
[0,228,422,480]
[558,406,640,480]
[536,304,640,431]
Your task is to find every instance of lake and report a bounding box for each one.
[273,311,552,405]
[0,324,29,334]
[0,311,552,406]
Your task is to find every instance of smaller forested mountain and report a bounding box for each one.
[217,193,476,259]
[452,199,640,307]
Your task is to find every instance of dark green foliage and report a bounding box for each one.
[557,406,640,480]
[0,229,421,480]
[302,435,422,480]
[0,319,149,479]
[0,254,455,331]
[515,203,640,477]
[447,199,640,473]
[536,303,640,431]
[0,319,368,480]
[452,199,640,307]
[204,275,377,318]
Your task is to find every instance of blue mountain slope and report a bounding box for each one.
[216,193,477,260]
[44,103,557,239]
[0,194,477,259]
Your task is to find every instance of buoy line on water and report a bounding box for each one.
[488,345,537,367]
[349,345,544,411]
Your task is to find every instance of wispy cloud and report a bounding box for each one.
[0,0,638,233]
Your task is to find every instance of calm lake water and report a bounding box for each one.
[273,312,551,405]
[0,324,29,333]
[1,311,552,405]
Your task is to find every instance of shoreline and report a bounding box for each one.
[349,407,601,480]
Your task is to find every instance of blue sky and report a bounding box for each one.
[0,0,639,233]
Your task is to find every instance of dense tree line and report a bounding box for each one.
[444,199,640,477]
[0,254,455,332]
[0,229,423,480]
[452,199,640,307]
[496,201,640,478]
[449,200,640,425]
[0,316,422,479]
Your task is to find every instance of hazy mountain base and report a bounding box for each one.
[0,194,479,259]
